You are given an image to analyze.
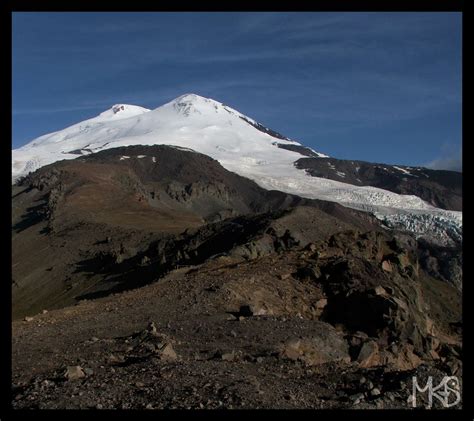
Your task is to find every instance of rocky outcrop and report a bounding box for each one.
[165,180,232,206]
[295,157,462,211]
[275,143,321,157]
[288,230,461,371]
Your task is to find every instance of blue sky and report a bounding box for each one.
[12,12,462,170]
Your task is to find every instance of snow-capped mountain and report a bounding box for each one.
[12,93,461,244]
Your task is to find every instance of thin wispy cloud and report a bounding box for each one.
[424,144,462,172]
[12,78,262,117]
[13,12,461,168]
[13,103,112,116]
[425,156,462,172]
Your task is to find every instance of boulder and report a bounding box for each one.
[64,366,86,380]
[370,388,381,397]
[158,343,177,361]
[382,344,423,370]
[381,260,393,272]
[357,340,380,368]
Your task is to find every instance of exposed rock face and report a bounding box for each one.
[238,115,291,140]
[286,229,461,371]
[295,157,462,211]
[275,143,322,157]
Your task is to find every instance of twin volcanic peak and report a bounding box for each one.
[12,93,461,245]
[12,94,308,176]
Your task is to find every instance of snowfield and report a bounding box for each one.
[12,93,462,245]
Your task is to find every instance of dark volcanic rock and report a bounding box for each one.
[298,230,462,371]
[275,143,321,157]
[237,115,291,140]
[12,145,380,319]
[295,157,462,211]
[417,238,462,290]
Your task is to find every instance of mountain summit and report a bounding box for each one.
[12,93,323,180]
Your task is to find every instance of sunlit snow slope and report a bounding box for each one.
[12,94,461,244]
